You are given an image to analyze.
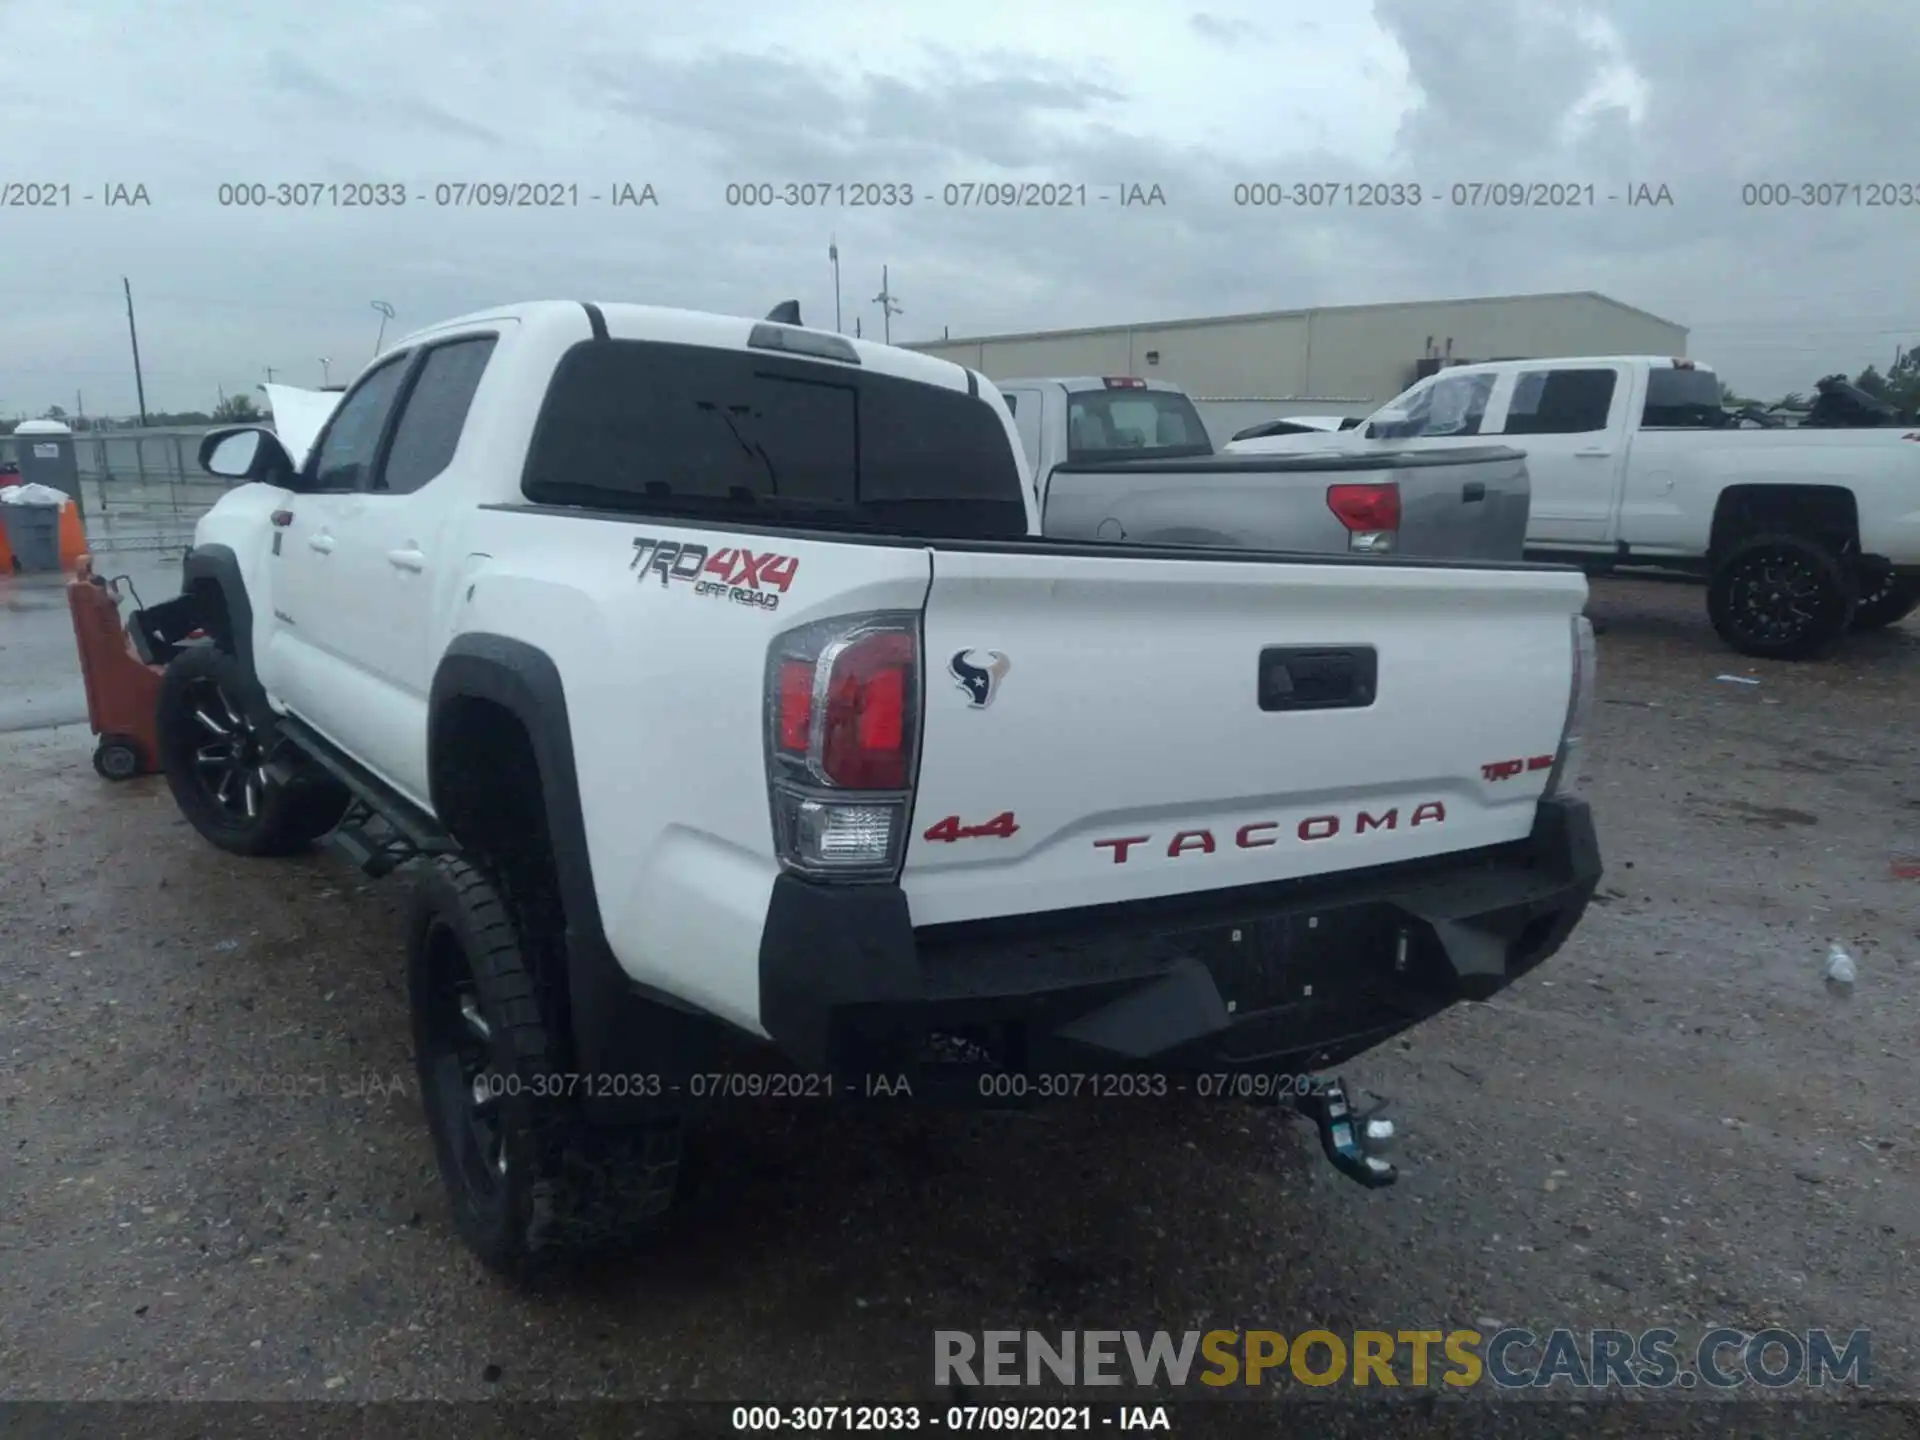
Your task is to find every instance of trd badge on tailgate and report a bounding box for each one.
[948,649,1011,708]
[630,537,798,612]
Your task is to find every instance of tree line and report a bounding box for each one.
[1719,351,1920,415]
[0,394,262,433]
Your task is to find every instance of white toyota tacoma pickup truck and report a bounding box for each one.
[1228,356,1920,658]
[131,300,1602,1280]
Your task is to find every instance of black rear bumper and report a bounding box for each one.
[756,797,1600,1084]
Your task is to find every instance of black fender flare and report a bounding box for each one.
[428,634,601,949]
[428,634,714,1103]
[180,544,255,675]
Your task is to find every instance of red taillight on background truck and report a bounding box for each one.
[1326,482,1400,554]
[766,613,922,879]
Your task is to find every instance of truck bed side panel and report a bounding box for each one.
[463,507,933,1035]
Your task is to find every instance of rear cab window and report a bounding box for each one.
[520,340,1028,539]
[1640,366,1728,428]
[1065,388,1212,463]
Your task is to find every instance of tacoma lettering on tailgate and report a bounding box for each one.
[1093,802,1446,863]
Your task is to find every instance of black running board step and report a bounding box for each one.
[333,817,409,879]
[274,714,456,854]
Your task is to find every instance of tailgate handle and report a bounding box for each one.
[1258,646,1377,712]
[1461,481,1486,502]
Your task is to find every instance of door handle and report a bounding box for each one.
[1461,481,1486,502]
[1574,448,1614,458]
[388,547,426,573]
[308,533,335,554]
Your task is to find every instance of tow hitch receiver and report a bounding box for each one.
[1297,1078,1398,1188]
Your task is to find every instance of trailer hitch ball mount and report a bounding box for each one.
[1297,1077,1398,1189]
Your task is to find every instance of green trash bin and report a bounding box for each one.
[1,501,63,572]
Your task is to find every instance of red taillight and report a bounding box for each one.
[1326,482,1401,532]
[777,659,813,751]
[820,630,914,789]
[1102,376,1147,389]
[765,614,921,880]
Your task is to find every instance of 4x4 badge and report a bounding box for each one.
[948,649,1010,708]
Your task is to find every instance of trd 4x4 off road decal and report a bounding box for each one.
[630,538,799,612]
[1481,754,1555,782]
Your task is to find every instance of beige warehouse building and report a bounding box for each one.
[905,291,1689,441]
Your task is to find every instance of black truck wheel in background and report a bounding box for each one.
[154,644,350,854]
[1850,574,1920,632]
[1706,532,1856,660]
[407,854,684,1281]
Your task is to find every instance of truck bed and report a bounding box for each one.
[1041,444,1531,562]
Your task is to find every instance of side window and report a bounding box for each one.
[1372,372,1495,440]
[1004,390,1042,476]
[1002,394,1016,415]
[309,359,410,492]
[377,337,497,494]
[1503,368,1617,435]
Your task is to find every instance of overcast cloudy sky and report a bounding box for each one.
[2,0,1915,415]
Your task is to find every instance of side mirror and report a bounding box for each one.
[199,426,295,482]
[1364,407,1411,439]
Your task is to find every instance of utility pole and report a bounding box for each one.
[855,316,862,339]
[123,276,149,426]
[264,366,277,384]
[872,265,902,345]
[319,357,332,386]
[829,237,842,333]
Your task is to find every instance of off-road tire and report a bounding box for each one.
[1706,532,1856,661]
[1850,575,1920,632]
[408,854,683,1282]
[155,643,350,855]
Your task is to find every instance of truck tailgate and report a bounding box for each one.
[906,547,1585,927]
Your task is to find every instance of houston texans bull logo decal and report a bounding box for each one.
[948,649,1012,709]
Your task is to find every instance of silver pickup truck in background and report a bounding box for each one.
[995,375,1531,560]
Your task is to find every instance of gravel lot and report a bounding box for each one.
[1,574,1915,1431]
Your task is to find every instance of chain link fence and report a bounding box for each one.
[4,427,243,555]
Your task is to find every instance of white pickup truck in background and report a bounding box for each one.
[999,375,1531,562]
[136,300,1601,1279]
[1228,356,1920,658]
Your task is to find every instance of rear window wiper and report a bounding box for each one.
[696,400,780,493]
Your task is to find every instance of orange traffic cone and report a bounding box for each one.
[58,500,88,570]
